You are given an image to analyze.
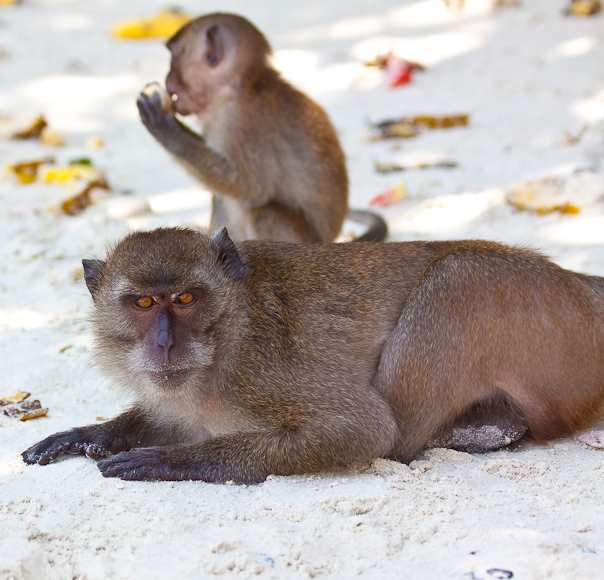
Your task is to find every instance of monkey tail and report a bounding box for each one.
[346,209,388,243]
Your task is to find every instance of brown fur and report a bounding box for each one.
[137,13,386,243]
[23,229,604,482]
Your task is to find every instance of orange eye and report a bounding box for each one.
[178,292,194,304]
[137,296,153,308]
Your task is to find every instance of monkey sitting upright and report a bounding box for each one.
[137,12,386,243]
[23,228,604,483]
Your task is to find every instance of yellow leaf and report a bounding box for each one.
[39,165,101,184]
[111,10,192,39]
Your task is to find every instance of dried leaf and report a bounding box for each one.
[111,9,192,39]
[4,400,49,421]
[507,177,581,215]
[374,162,406,173]
[371,120,419,140]
[4,157,54,184]
[10,115,48,140]
[0,392,30,406]
[413,115,469,129]
[369,182,407,207]
[566,0,602,16]
[86,137,105,148]
[374,160,458,173]
[564,126,588,145]
[61,177,110,216]
[40,165,103,184]
[444,0,465,9]
[370,115,469,140]
[40,126,64,147]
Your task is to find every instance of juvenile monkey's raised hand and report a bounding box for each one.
[137,92,190,154]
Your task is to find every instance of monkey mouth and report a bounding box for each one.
[147,368,191,387]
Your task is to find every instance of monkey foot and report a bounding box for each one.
[428,423,528,454]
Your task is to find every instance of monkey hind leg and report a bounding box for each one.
[376,249,534,463]
[253,201,322,243]
[427,395,528,454]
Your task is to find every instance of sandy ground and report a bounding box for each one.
[1,0,604,578]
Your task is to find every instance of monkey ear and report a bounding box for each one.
[205,25,224,67]
[210,228,247,281]
[82,259,106,298]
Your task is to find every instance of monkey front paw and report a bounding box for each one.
[98,448,177,481]
[22,429,112,466]
[137,92,182,146]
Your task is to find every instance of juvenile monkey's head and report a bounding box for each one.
[165,13,273,116]
[83,228,249,400]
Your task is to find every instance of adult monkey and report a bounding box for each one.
[23,228,604,482]
[138,13,387,243]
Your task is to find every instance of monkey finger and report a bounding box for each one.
[98,448,167,479]
[136,95,155,125]
[137,93,160,120]
[140,93,164,121]
[84,443,111,459]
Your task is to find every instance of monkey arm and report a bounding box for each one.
[22,406,167,466]
[137,93,260,201]
[97,399,398,483]
[97,432,375,483]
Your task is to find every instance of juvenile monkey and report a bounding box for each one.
[23,228,604,483]
[137,13,386,243]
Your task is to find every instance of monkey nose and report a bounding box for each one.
[158,329,174,351]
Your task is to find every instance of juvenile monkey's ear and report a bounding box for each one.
[210,228,247,281]
[205,25,224,67]
[82,259,106,298]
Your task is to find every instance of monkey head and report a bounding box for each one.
[165,13,273,116]
[83,228,248,403]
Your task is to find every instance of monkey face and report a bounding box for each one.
[165,48,204,117]
[83,227,248,397]
[121,288,211,385]
[165,19,228,116]
[164,14,272,118]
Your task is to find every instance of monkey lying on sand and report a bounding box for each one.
[137,12,386,244]
[23,228,604,483]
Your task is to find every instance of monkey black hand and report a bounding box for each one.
[98,448,182,481]
[22,428,112,466]
[137,92,186,152]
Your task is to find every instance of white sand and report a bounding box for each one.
[1,0,604,578]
